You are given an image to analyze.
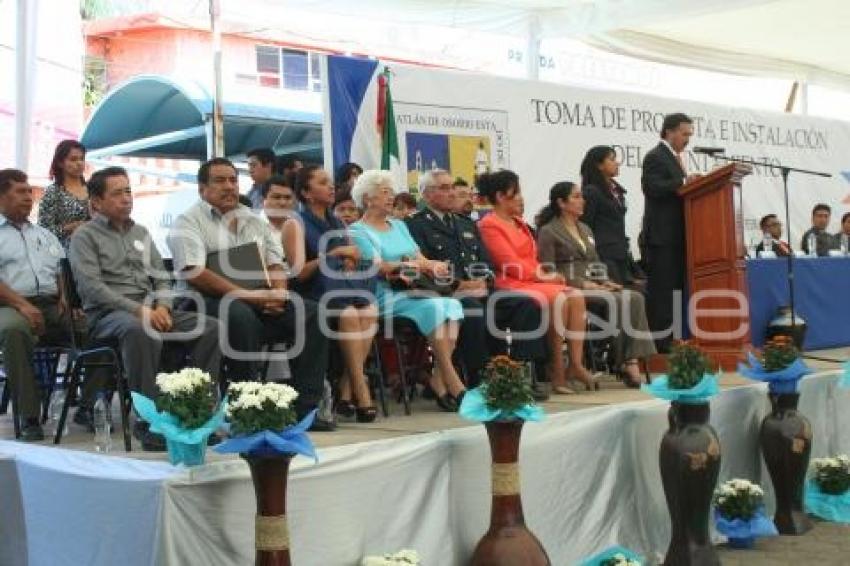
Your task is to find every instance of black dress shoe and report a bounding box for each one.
[133,421,166,452]
[308,417,337,432]
[73,407,95,432]
[20,419,44,442]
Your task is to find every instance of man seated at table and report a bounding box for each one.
[755,214,791,257]
[167,158,333,431]
[405,169,548,392]
[70,166,222,451]
[0,169,76,441]
[800,203,838,256]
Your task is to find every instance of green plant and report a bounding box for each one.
[480,355,534,413]
[713,479,765,520]
[226,382,298,435]
[762,335,798,372]
[667,342,712,389]
[154,368,216,429]
[811,455,850,495]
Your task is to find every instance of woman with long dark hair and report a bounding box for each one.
[537,182,655,387]
[579,145,631,284]
[38,140,89,247]
[281,165,379,422]
[477,170,597,394]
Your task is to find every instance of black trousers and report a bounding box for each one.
[204,295,328,416]
[645,244,686,352]
[457,293,547,386]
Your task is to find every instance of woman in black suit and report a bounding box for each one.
[579,146,631,285]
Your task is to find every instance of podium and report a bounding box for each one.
[679,163,753,370]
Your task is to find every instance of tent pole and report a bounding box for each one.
[526,17,541,81]
[15,0,39,171]
[209,0,225,157]
[799,81,809,115]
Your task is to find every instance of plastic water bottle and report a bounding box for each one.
[841,234,849,255]
[48,389,68,437]
[807,233,817,256]
[760,234,773,257]
[93,394,112,453]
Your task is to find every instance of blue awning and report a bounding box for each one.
[80,74,323,161]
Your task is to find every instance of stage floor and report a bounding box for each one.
[3,347,847,460]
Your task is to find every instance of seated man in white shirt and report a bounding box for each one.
[168,158,334,431]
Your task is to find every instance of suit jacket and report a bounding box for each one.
[641,142,686,248]
[405,208,493,279]
[537,219,601,288]
[800,227,837,256]
[581,182,628,261]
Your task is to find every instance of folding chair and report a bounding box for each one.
[52,259,132,451]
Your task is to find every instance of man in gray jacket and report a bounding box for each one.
[70,166,221,451]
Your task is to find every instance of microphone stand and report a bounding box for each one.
[696,151,831,348]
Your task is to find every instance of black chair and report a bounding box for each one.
[1,343,69,440]
[52,259,132,450]
[377,318,433,416]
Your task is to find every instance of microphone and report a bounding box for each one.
[692,146,725,155]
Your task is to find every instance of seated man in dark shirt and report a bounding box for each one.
[800,203,838,256]
[406,169,548,393]
[754,214,791,257]
[70,167,222,451]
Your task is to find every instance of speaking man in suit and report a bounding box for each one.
[641,113,699,352]
[406,169,548,392]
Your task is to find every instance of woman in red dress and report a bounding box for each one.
[477,170,596,393]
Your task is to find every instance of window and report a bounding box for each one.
[256,46,281,88]
[253,45,322,92]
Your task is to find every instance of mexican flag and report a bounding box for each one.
[324,56,405,187]
[378,68,401,176]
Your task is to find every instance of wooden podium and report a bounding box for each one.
[679,163,753,370]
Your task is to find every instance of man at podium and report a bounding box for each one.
[640,113,699,353]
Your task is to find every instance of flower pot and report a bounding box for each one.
[727,536,754,549]
[660,402,721,566]
[469,420,550,566]
[766,307,807,350]
[165,436,209,466]
[243,453,294,566]
[760,393,813,535]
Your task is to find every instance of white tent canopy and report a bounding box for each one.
[240,0,850,90]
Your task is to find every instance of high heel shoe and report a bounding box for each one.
[336,399,356,418]
[451,389,467,412]
[356,406,378,423]
[571,368,601,392]
[620,361,643,389]
[436,394,458,412]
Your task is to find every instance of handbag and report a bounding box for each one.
[388,259,458,297]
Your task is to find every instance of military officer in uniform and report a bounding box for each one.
[406,169,548,393]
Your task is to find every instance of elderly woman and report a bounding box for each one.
[477,170,596,394]
[349,170,467,411]
[280,165,378,422]
[38,140,90,247]
[537,182,656,387]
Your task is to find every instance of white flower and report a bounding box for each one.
[156,368,211,396]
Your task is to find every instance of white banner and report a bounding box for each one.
[381,64,850,251]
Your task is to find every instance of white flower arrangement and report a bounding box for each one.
[156,367,211,396]
[810,454,850,494]
[226,381,299,435]
[713,478,765,520]
[360,549,421,565]
[154,368,216,429]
